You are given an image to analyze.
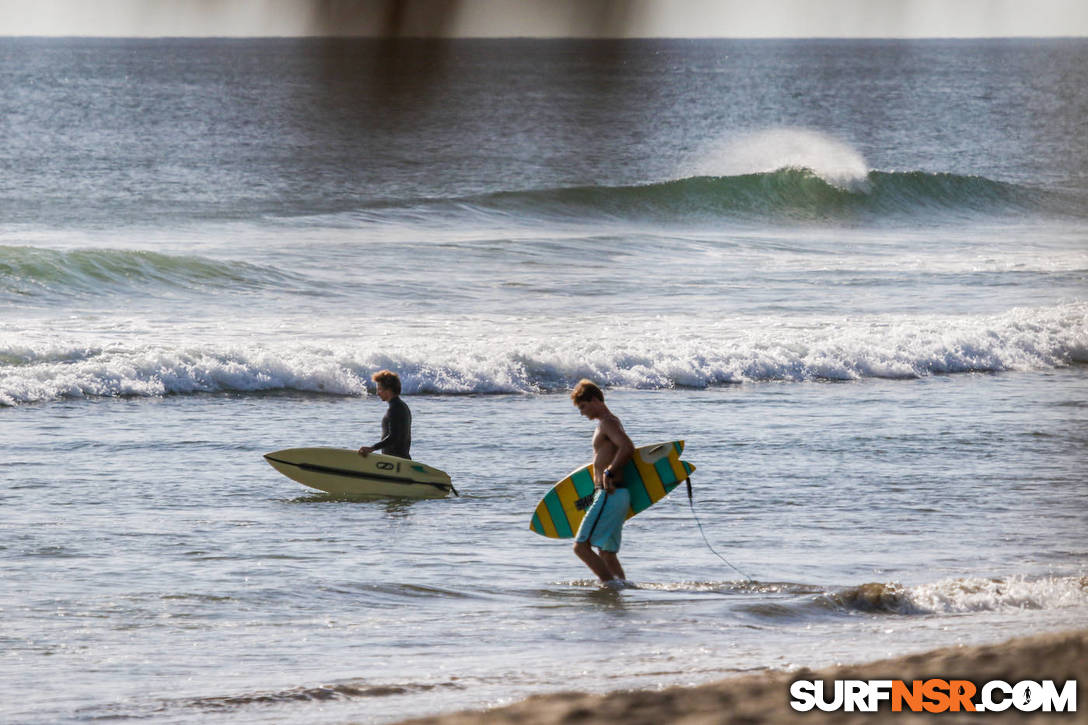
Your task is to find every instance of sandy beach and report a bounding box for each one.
[399,629,1086,725]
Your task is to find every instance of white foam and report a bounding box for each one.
[0,344,369,406]
[903,575,1088,614]
[1,302,1085,405]
[686,127,871,189]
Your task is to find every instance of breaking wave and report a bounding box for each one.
[822,576,1088,616]
[575,575,1088,619]
[343,129,1079,227]
[706,576,1088,621]
[458,170,1063,225]
[2,303,1084,406]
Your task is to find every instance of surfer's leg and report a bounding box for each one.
[573,540,615,582]
[589,488,627,581]
[573,490,619,583]
[599,550,625,581]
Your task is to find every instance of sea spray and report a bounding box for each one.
[686,128,871,191]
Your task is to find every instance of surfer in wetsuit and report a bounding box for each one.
[358,369,412,460]
[570,379,636,589]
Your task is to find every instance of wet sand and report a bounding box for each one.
[398,629,1086,724]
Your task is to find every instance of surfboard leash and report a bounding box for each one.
[685,477,755,583]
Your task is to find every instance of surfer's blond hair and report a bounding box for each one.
[372,370,402,395]
[570,379,604,404]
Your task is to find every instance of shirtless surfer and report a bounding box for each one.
[570,379,636,588]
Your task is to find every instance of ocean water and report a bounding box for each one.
[2,38,1087,724]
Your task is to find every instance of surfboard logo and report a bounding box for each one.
[574,493,596,511]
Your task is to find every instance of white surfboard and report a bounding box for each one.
[264,447,455,499]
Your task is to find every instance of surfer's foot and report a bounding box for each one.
[601,579,638,590]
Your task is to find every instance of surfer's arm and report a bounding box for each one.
[599,417,635,486]
[361,430,397,456]
[369,426,392,452]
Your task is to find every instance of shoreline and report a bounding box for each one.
[397,628,1087,724]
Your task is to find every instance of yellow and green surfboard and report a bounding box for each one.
[529,440,695,538]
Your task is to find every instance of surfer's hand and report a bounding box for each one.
[357,446,373,457]
[603,468,616,493]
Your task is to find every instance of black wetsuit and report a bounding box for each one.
[371,395,411,459]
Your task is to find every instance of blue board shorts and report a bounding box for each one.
[574,488,630,553]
